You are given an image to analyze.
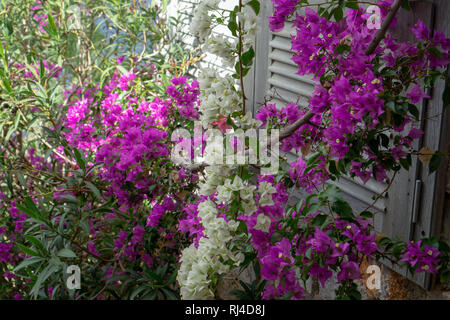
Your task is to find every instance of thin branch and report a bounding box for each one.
[279,111,315,141]
[363,170,398,212]
[238,0,247,113]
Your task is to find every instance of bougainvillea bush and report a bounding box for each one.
[0,0,449,300]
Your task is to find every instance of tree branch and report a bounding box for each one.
[279,111,315,141]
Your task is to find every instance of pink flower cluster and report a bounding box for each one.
[401,240,440,274]
[263,2,449,187]
[166,76,200,120]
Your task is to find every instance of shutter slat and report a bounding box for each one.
[269,37,291,52]
[268,75,314,97]
[269,62,316,85]
[269,49,298,67]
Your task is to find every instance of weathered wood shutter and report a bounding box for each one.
[380,0,449,290]
[250,1,449,289]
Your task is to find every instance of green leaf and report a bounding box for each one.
[333,6,344,21]
[0,41,5,59]
[345,1,360,10]
[16,243,41,257]
[377,236,391,247]
[161,288,179,300]
[335,44,350,54]
[408,103,420,120]
[359,211,373,219]
[4,112,20,142]
[305,247,312,260]
[443,76,450,108]
[440,270,450,284]
[74,148,86,171]
[312,214,327,227]
[1,76,12,94]
[270,232,282,244]
[399,157,411,170]
[130,286,148,300]
[227,7,239,37]
[13,256,45,273]
[57,248,77,258]
[332,199,355,220]
[59,194,80,204]
[48,13,58,35]
[438,240,450,253]
[427,47,443,59]
[23,197,41,219]
[429,152,443,174]
[295,199,304,213]
[85,181,103,200]
[241,47,255,66]
[24,235,45,252]
[401,0,411,10]
[247,0,260,15]
[319,184,342,202]
[31,264,60,297]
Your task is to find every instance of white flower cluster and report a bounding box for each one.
[236,111,263,129]
[205,35,237,67]
[178,200,244,299]
[198,165,229,196]
[217,176,257,215]
[237,3,259,50]
[190,0,221,42]
[257,181,276,207]
[254,213,272,233]
[197,68,241,128]
[178,0,263,300]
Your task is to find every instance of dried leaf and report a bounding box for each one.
[170,170,179,182]
[177,190,188,200]
[418,146,434,165]
[375,232,389,243]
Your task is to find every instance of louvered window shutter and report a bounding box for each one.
[250,1,448,289]
[380,0,448,290]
